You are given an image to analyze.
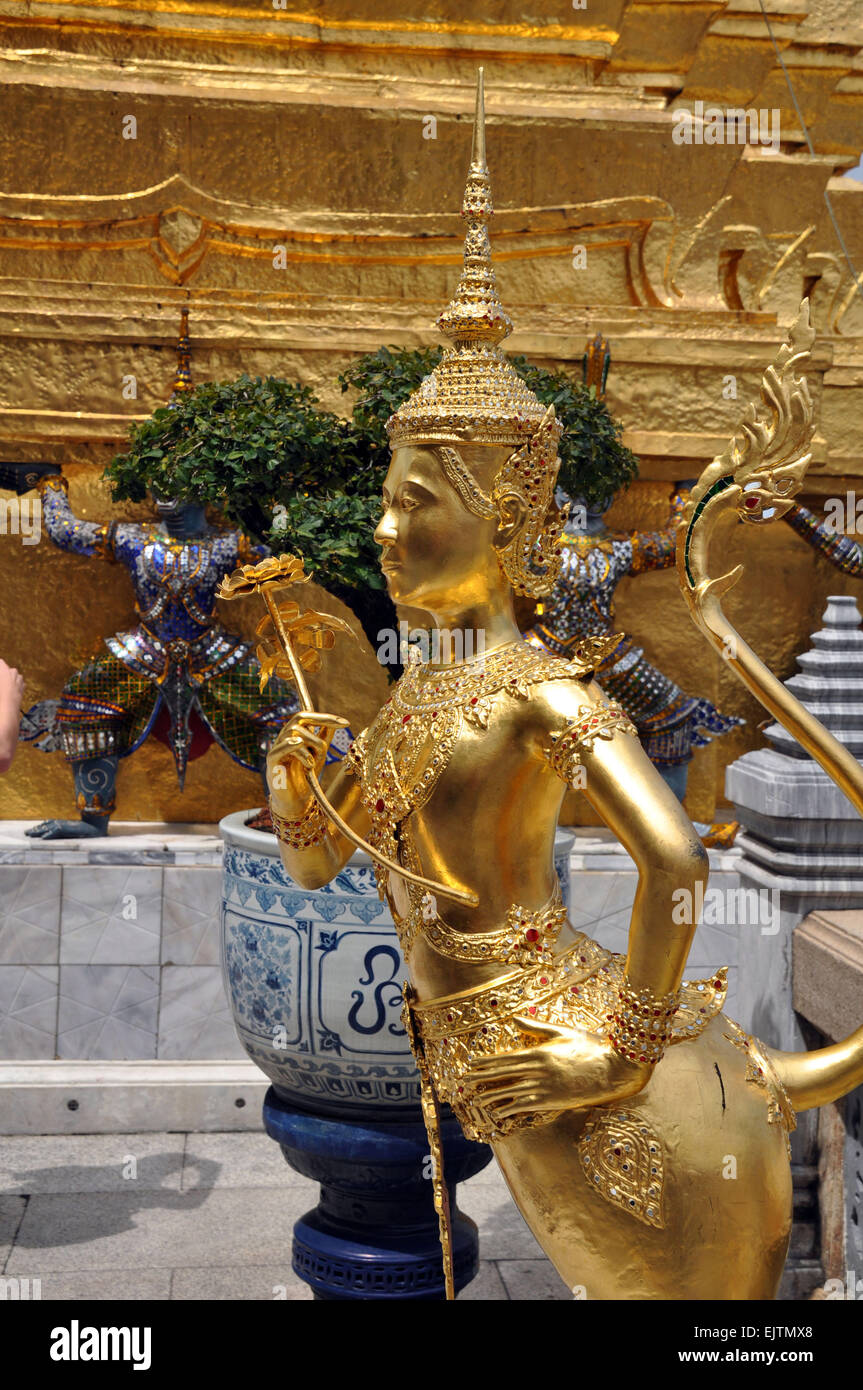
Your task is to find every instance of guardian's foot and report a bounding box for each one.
[25,819,107,840]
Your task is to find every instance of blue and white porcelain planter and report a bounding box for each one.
[220,812,574,1121]
[220,812,418,1119]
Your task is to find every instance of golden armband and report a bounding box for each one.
[607,977,681,1067]
[547,701,637,785]
[36,472,68,495]
[269,799,329,850]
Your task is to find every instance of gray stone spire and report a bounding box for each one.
[763,596,863,760]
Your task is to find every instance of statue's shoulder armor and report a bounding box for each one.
[110,521,148,564]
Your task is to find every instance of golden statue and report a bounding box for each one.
[256,72,863,1300]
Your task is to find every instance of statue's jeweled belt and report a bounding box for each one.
[406,946,728,1146]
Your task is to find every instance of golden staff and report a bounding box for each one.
[218,553,478,908]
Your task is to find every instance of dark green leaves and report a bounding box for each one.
[102,349,638,599]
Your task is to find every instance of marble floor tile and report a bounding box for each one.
[598,873,638,916]
[171,1264,312,1300]
[0,1193,26,1269]
[456,1259,508,1300]
[589,912,630,954]
[60,866,162,965]
[162,867,222,966]
[566,872,620,932]
[157,966,245,1060]
[497,1259,572,1300]
[0,965,59,1059]
[456,1182,545,1261]
[692,918,741,967]
[38,1268,172,1300]
[57,965,159,1060]
[0,866,61,964]
[6,1187,308,1273]
[0,1134,185,1194]
[181,1132,314,1190]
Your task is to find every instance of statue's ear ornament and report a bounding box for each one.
[492,407,568,597]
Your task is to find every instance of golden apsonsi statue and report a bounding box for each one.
[262,72,863,1300]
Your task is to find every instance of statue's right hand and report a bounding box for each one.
[266,711,349,814]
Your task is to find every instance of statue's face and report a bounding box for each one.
[374,446,499,612]
[151,489,183,517]
[149,490,206,537]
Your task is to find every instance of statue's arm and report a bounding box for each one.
[266,717,372,888]
[627,488,687,576]
[542,678,708,998]
[460,678,709,1116]
[783,500,863,576]
[36,475,113,558]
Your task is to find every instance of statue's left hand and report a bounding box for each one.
[460,1016,652,1125]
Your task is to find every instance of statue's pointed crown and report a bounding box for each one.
[386,69,555,450]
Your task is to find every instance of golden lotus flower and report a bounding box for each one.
[217,553,310,601]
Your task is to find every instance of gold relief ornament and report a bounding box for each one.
[418,888,568,968]
[577,1108,667,1229]
[406,949,727,1145]
[346,637,618,903]
[547,700,638,786]
[269,800,330,851]
[400,982,455,1302]
[724,1020,797,1157]
[607,977,681,1067]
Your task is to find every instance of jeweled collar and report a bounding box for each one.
[393,636,615,714]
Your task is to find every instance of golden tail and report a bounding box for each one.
[766,1028,863,1112]
[677,298,863,1111]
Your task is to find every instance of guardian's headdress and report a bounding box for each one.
[386,70,566,596]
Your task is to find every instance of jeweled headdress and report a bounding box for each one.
[386,69,566,597]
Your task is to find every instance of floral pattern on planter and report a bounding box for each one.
[221,819,419,1115]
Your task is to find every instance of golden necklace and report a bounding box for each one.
[348,637,614,911]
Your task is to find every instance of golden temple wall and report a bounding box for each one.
[1,0,862,824]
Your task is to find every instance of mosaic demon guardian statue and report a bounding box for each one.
[22,314,300,837]
[263,73,863,1298]
[525,485,743,798]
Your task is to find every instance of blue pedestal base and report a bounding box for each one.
[263,1087,492,1300]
